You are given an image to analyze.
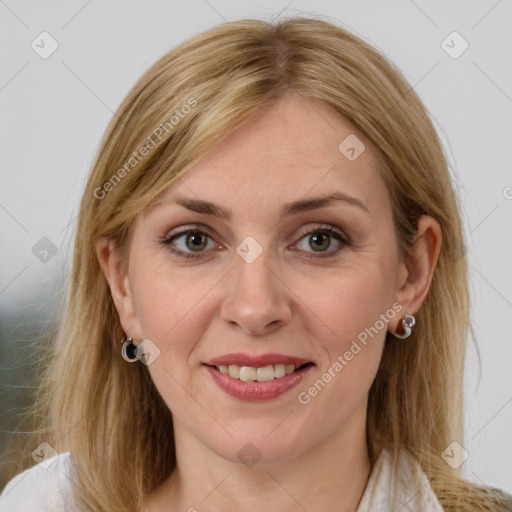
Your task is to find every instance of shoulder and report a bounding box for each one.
[0,451,78,511]
[361,448,512,512]
[358,447,444,511]
[483,486,512,510]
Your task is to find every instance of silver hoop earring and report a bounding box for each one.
[393,314,416,339]
[121,336,139,362]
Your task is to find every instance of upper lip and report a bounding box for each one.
[203,353,315,367]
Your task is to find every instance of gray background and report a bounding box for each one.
[0,0,511,493]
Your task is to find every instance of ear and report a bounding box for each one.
[390,215,442,331]
[95,237,142,340]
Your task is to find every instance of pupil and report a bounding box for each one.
[188,233,206,251]
[311,233,329,251]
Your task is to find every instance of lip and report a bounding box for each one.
[204,364,315,401]
[203,352,314,367]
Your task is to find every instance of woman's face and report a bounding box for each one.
[106,95,415,464]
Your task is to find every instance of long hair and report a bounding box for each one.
[5,16,510,511]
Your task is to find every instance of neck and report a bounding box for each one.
[145,401,372,512]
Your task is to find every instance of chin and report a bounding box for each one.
[210,432,306,468]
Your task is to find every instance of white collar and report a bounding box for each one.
[357,447,444,511]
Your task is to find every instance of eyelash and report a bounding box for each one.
[160,225,350,261]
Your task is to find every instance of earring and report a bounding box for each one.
[392,314,416,339]
[121,335,139,362]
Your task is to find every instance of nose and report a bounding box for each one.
[220,243,292,336]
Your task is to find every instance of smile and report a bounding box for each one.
[210,363,314,381]
[203,362,315,401]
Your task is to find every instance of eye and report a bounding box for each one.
[161,228,217,260]
[160,224,350,261]
[294,225,350,258]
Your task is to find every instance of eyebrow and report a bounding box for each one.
[150,191,370,220]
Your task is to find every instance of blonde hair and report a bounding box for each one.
[4,15,511,511]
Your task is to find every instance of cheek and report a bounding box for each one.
[308,261,392,341]
[129,255,217,357]
[304,262,392,389]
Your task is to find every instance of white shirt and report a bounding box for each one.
[0,446,444,511]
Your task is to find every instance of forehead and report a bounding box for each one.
[148,95,389,219]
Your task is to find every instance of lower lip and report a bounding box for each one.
[204,364,314,401]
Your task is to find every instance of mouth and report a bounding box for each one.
[202,353,316,400]
[205,362,315,382]
[203,360,316,401]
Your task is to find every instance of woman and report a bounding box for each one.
[1,16,510,512]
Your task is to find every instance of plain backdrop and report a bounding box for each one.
[0,0,511,493]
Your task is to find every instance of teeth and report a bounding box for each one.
[240,366,257,381]
[216,363,302,381]
[274,364,286,378]
[285,364,295,375]
[227,365,239,379]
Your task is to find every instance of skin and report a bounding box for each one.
[97,94,442,511]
